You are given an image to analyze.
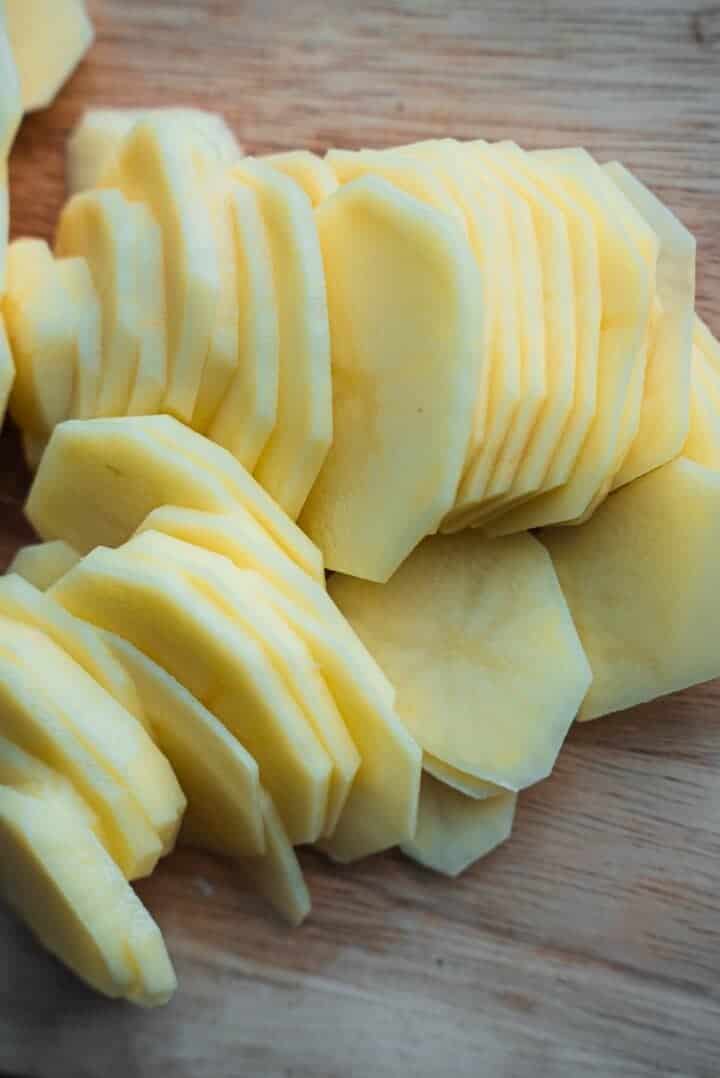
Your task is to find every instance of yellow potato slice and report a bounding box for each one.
[543,457,720,721]
[0,5,21,155]
[5,0,92,112]
[26,415,324,581]
[0,785,176,1006]
[56,189,140,417]
[683,348,720,469]
[103,630,264,858]
[230,157,332,518]
[121,529,359,837]
[7,539,80,591]
[136,505,395,707]
[0,733,96,830]
[694,315,720,376]
[125,201,166,416]
[0,653,162,879]
[603,162,694,485]
[401,774,517,877]
[328,530,591,791]
[55,255,101,420]
[4,239,74,437]
[208,181,279,469]
[67,106,240,195]
[52,550,331,846]
[101,117,220,422]
[423,754,502,801]
[0,314,14,423]
[300,175,482,582]
[265,150,338,206]
[696,349,720,416]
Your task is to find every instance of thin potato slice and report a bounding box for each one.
[0,733,97,831]
[694,315,720,376]
[0,7,21,156]
[231,157,332,518]
[0,315,14,424]
[300,175,482,582]
[683,348,720,469]
[5,0,93,112]
[55,256,101,420]
[543,457,720,721]
[423,754,502,801]
[265,150,338,207]
[7,539,80,591]
[401,775,517,877]
[126,201,166,416]
[328,531,591,791]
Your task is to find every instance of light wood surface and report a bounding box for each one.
[1,2,720,1075]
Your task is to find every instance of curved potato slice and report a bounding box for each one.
[230,157,332,518]
[5,0,93,112]
[0,6,21,156]
[0,315,14,424]
[8,539,80,591]
[126,202,166,416]
[266,150,338,206]
[0,733,96,829]
[4,239,74,437]
[401,774,517,877]
[328,531,591,791]
[56,189,140,417]
[0,786,175,1006]
[208,181,279,468]
[52,551,331,846]
[543,458,720,722]
[423,755,502,801]
[103,631,264,858]
[55,255,101,420]
[300,175,482,582]
[684,348,720,468]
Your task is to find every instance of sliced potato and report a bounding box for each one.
[543,457,720,721]
[0,314,14,423]
[55,255,101,420]
[0,732,96,830]
[328,530,591,791]
[423,754,502,800]
[694,315,720,376]
[243,790,311,926]
[126,201,166,416]
[0,6,21,155]
[684,348,720,469]
[103,630,265,858]
[401,774,517,877]
[5,0,93,112]
[7,539,80,591]
[52,550,331,846]
[208,181,279,469]
[231,157,332,518]
[265,150,338,206]
[300,175,482,582]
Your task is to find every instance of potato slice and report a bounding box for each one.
[103,630,265,858]
[5,0,92,112]
[423,755,502,801]
[328,530,591,791]
[603,162,694,485]
[300,175,482,582]
[265,150,338,206]
[26,415,324,581]
[4,239,75,437]
[125,201,166,416]
[0,314,14,423]
[694,315,720,376]
[7,539,80,591]
[100,117,220,422]
[52,551,331,846]
[55,255,101,420]
[0,733,96,829]
[230,157,332,518]
[683,348,720,469]
[135,505,395,707]
[401,774,517,877]
[0,786,176,1006]
[120,529,359,837]
[543,457,720,721]
[0,5,21,155]
[55,190,140,417]
[0,653,162,878]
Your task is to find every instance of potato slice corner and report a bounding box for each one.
[300,174,482,582]
[5,0,93,112]
[423,754,502,800]
[401,774,517,877]
[328,530,591,791]
[7,539,80,591]
[0,313,14,424]
[265,149,338,207]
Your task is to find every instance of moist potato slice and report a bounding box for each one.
[5,0,93,112]
[0,8,21,156]
[683,347,720,468]
[8,539,80,591]
[401,775,517,877]
[300,175,482,582]
[328,530,591,791]
[265,150,338,206]
[693,315,720,376]
[0,314,14,424]
[125,201,166,416]
[423,754,502,800]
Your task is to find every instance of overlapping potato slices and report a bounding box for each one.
[5,0,93,113]
[8,539,80,590]
[265,150,338,207]
[0,313,13,423]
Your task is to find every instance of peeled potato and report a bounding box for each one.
[0,6,21,155]
[126,201,167,416]
[694,315,720,376]
[328,530,591,791]
[265,150,338,207]
[7,539,80,591]
[684,348,720,469]
[543,457,720,721]
[0,315,14,424]
[5,0,92,112]
[243,790,311,926]
[55,256,101,420]
[423,755,502,800]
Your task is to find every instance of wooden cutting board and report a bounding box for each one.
[1,2,719,1074]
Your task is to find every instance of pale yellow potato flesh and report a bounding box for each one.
[543,457,720,721]
[0,169,8,293]
[694,315,720,376]
[26,416,324,581]
[603,162,694,485]
[328,530,591,791]
[101,118,220,422]
[209,181,279,469]
[103,631,265,858]
[265,150,338,207]
[683,348,720,469]
[121,529,359,838]
[136,505,395,707]
[423,755,502,801]
[55,190,140,417]
[230,158,332,518]
[55,255,101,420]
[0,5,21,156]
[52,551,332,846]
[0,786,176,1006]
[0,314,14,424]
[0,733,96,832]
[4,239,74,437]
[5,0,93,112]
[300,175,482,582]
[126,201,166,416]
[7,539,80,591]
[0,653,163,879]
[696,348,720,415]
[401,775,517,877]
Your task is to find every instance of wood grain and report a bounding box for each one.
[1,2,720,1075]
